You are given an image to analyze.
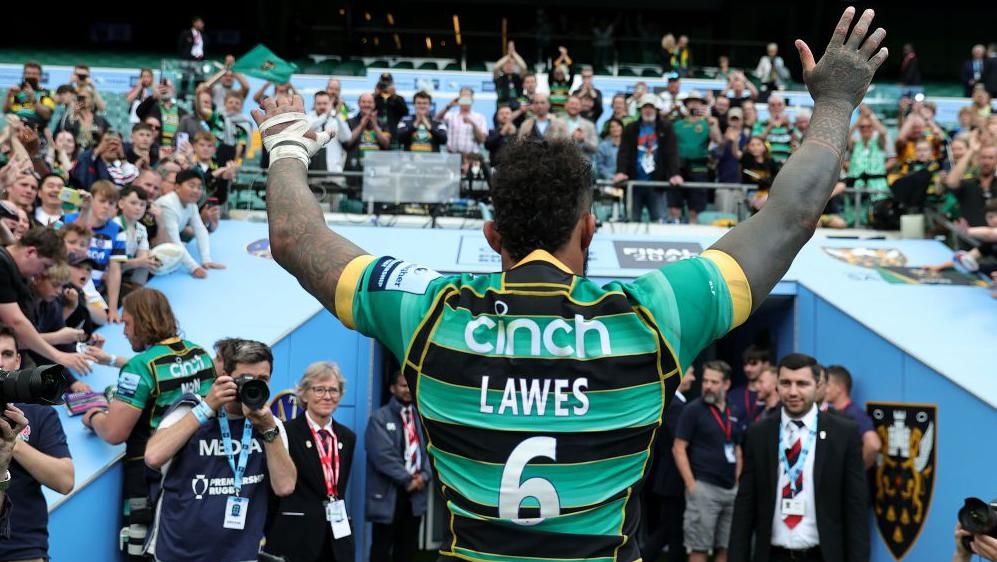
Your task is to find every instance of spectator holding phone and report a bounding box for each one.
[58,90,109,151]
[70,131,139,190]
[136,79,187,148]
[124,123,159,169]
[127,68,156,124]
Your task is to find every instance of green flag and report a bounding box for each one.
[231,45,298,84]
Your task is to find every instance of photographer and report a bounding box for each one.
[0,326,75,561]
[58,90,110,151]
[0,404,28,536]
[144,340,295,562]
[68,65,106,113]
[3,62,56,127]
[374,73,409,141]
[955,523,997,562]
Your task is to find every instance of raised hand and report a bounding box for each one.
[795,7,888,109]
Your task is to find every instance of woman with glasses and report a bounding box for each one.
[264,362,356,562]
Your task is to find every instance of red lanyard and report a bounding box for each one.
[308,422,340,499]
[709,405,732,442]
[744,390,756,419]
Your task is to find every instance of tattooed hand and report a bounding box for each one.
[795,7,888,109]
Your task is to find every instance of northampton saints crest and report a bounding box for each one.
[867,402,937,559]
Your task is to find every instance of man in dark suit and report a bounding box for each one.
[177,16,207,61]
[366,371,433,562]
[962,45,988,98]
[730,353,869,562]
[265,362,357,562]
[612,94,682,223]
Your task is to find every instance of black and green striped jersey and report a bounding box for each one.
[114,337,216,461]
[338,249,750,561]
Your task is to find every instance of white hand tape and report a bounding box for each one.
[259,112,332,167]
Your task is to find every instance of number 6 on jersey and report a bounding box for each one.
[498,437,561,525]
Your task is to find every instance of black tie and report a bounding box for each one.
[792,420,805,429]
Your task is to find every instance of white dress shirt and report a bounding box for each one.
[306,110,352,172]
[155,191,211,273]
[771,404,820,549]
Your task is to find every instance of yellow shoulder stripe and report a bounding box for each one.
[335,255,376,330]
[701,249,752,329]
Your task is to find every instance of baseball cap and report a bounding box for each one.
[728,107,744,120]
[681,90,706,105]
[379,72,394,83]
[639,94,661,109]
[69,254,98,268]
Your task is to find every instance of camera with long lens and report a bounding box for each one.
[958,497,997,551]
[0,365,68,422]
[234,375,270,411]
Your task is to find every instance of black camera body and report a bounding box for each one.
[0,365,68,424]
[234,375,269,411]
[958,497,997,551]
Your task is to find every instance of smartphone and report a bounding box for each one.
[60,187,84,207]
[160,78,169,86]
[206,197,219,207]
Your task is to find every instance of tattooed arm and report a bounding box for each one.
[252,96,367,316]
[710,7,888,310]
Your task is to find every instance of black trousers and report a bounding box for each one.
[370,489,421,562]
[640,493,686,562]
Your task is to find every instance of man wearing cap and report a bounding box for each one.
[672,91,723,224]
[660,74,685,120]
[155,170,225,279]
[614,94,682,222]
[374,73,409,142]
[712,107,749,214]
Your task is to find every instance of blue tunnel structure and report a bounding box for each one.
[46,220,997,561]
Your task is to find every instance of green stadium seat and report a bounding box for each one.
[369,60,389,68]
[443,62,461,71]
[334,60,366,76]
[618,68,638,77]
[392,61,415,69]
[594,66,612,76]
[641,68,661,78]
[466,61,487,72]
[418,61,439,70]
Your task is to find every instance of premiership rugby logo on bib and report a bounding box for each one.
[867,402,936,559]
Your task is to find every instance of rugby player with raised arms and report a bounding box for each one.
[252,7,887,560]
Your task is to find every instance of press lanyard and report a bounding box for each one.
[218,409,254,497]
[708,405,732,442]
[308,422,340,499]
[779,421,817,495]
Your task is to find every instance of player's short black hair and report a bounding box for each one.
[490,138,592,262]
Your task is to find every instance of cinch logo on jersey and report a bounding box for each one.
[169,354,210,378]
[464,313,612,357]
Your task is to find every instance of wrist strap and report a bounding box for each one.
[107,354,117,367]
[191,400,216,425]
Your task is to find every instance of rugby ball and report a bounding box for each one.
[149,243,186,275]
